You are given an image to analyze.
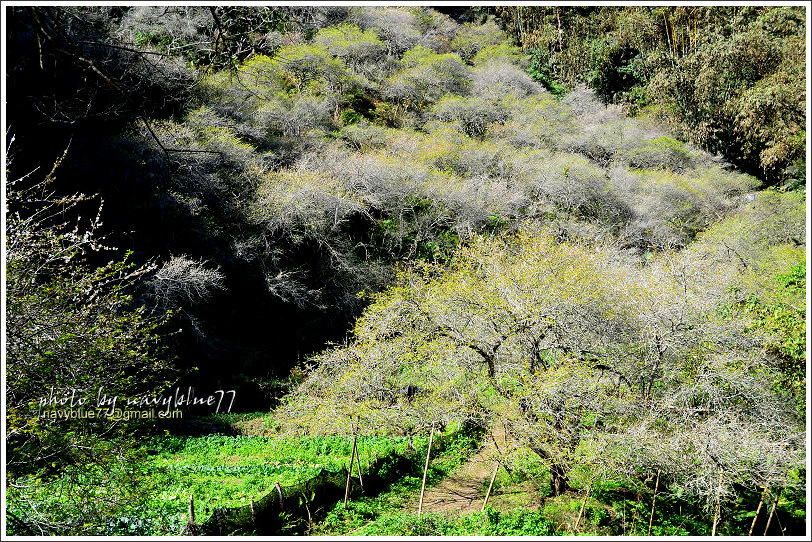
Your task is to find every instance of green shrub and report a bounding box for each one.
[620,136,693,172]
[314,23,386,67]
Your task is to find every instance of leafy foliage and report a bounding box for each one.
[6,175,172,533]
[356,508,557,536]
[487,5,806,186]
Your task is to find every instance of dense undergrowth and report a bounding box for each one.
[4,5,807,537]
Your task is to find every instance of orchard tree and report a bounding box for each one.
[449,19,507,62]
[5,169,172,533]
[278,226,804,501]
[384,45,470,114]
[348,7,422,57]
[314,23,386,70]
[280,231,640,494]
[270,43,356,95]
[429,95,510,138]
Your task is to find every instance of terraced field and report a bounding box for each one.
[141,429,440,531]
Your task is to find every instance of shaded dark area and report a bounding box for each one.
[432,6,479,25]
[5,6,358,409]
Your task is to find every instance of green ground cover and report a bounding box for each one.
[6,416,476,535]
[146,433,429,508]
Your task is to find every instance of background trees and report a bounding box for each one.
[7,4,776,398]
[7,3,793,411]
[485,5,806,187]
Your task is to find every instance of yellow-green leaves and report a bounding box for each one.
[386,46,470,106]
[314,24,386,66]
[450,20,507,62]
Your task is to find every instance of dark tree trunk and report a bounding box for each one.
[530,442,570,496]
[551,463,570,496]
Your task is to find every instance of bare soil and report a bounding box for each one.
[418,442,496,513]
[414,425,540,514]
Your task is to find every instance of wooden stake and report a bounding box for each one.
[773,502,786,536]
[344,433,358,508]
[188,493,195,524]
[353,419,364,489]
[763,488,782,536]
[482,461,500,511]
[712,470,724,536]
[622,497,626,536]
[303,482,313,529]
[418,421,436,517]
[274,481,284,506]
[354,435,364,491]
[748,486,769,536]
[647,469,660,536]
[574,485,590,532]
[250,497,257,527]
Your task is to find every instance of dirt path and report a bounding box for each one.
[416,427,505,514]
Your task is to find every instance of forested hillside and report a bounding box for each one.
[486,5,806,187]
[4,5,807,536]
